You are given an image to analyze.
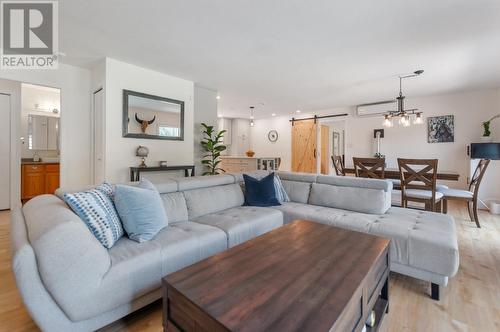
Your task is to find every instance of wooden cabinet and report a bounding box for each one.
[22,163,60,202]
[220,158,258,173]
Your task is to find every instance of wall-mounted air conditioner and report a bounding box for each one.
[356,100,396,117]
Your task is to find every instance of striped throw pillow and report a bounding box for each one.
[64,183,124,249]
[274,175,290,203]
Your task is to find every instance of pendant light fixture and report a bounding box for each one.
[249,106,255,127]
[383,70,424,128]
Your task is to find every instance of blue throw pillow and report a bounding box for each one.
[64,182,124,249]
[114,179,168,243]
[274,175,290,203]
[243,172,281,207]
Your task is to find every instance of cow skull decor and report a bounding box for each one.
[135,113,156,133]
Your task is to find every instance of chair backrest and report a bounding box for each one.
[397,158,438,199]
[353,157,385,179]
[331,155,345,176]
[469,159,490,196]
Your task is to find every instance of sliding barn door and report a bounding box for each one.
[320,125,330,175]
[292,119,317,173]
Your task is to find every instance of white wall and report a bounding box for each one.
[250,115,292,170]
[0,64,92,207]
[194,85,218,175]
[104,58,194,183]
[251,89,500,203]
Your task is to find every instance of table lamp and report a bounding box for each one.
[136,145,149,167]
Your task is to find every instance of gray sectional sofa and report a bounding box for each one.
[11,171,459,332]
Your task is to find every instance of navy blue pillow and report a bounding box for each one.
[243,173,281,207]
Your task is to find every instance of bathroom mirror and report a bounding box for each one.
[122,89,184,140]
[28,114,59,151]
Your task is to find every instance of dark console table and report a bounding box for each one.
[130,165,195,181]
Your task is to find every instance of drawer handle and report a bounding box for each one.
[32,166,37,169]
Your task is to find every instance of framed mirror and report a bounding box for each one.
[122,89,184,140]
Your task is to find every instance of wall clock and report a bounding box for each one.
[268,130,279,142]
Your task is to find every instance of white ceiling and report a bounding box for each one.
[59,0,500,118]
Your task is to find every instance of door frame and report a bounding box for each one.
[91,87,105,184]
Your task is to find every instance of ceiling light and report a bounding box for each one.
[296,110,301,113]
[381,69,424,128]
[271,113,276,117]
[216,95,220,100]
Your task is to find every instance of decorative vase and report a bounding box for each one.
[246,150,255,157]
[480,136,493,143]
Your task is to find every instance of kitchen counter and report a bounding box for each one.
[220,156,281,172]
[21,160,60,165]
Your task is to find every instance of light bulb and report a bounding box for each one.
[250,120,254,127]
[414,113,423,125]
[383,115,392,127]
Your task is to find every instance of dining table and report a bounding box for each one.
[343,167,460,181]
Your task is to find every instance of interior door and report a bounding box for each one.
[320,125,330,175]
[0,94,10,209]
[292,119,317,173]
[93,88,105,184]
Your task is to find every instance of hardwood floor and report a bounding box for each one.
[0,202,499,332]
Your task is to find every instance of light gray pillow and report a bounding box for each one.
[114,179,168,242]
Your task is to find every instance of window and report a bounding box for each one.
[158,125,180,137]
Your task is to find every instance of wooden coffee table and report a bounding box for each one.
[162,220,390,332]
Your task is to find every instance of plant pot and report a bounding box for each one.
[481,136,493,143]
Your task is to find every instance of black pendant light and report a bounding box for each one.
[383,70,424,127]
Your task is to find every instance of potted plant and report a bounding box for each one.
[481,114,500,142]
[200,123,227,175]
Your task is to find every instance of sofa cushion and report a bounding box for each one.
[281,180,311,204]
[272,203,459,278]
[183,183,244,219]
[161,192,189,224]
[153,222,228,275]
[243,173,281,207]
[316,175,392,192]
[193,206,283,247]
[176,175,235,191]
[309,182,391,214]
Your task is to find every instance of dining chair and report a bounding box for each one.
[440,159,490,228]
[353,157,385,179]
[397,158,443,212]
[331,155,345,176]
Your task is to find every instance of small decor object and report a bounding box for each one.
[159,161,168,167]
[134,113,156,133]
[114,179,168,243]
[243,172,281,207]
[136,145,149,167]
[63,182,124,249]
[268,130,279,142]
[245,150,255,157]
[200,123,227,175]
[427,115,454,143]
[481,114,500,142]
